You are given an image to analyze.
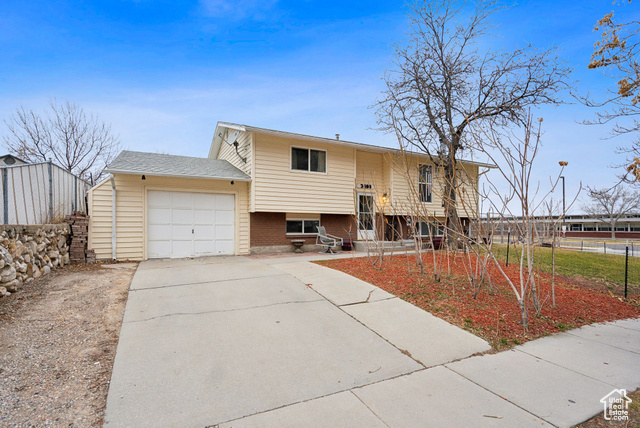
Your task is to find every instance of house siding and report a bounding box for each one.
[88,174,250,260]
[217,130,252,176]
[355,150,385,190]
[87,178,113,260]
[252,133,356,214]
[387,153,478,218]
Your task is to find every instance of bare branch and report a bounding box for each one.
[2,99,120,184]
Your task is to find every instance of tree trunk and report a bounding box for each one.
[443,146,463,248]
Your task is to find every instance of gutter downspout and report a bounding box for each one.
[111,175,117,260]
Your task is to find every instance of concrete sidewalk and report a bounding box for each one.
[105,255,640,427]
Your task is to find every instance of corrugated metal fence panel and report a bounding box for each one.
[0,162,89,225]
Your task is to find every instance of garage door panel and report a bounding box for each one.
[194,240,215,255]
[216,224,234,240]
[172,192,193,208]
[147,191,171,208]
[215,210,234,225]
[147,190,235,259]
[172,225,193,241]
[194,193,216,209]
[194,209,214,224]
[171,241,193,258]
[148,241,171,259]
[148,225,172,240]
[172,208,193,225]
[194,224,214,238]
[215,240,235,255]
[148,208,171,224]
[216,194,234,210]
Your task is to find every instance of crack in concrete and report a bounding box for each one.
[126,299,325,324]
[130,273,290,292]
[350,390,392,428]
[443,365,556,427]
[212,367,426,427]
[338,295,396,307]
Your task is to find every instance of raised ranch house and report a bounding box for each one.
[87,122,488,260]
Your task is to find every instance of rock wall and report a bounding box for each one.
[0,224,70,297]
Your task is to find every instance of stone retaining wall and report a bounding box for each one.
[0,224,70,297]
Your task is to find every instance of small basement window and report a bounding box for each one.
[291,147,326,173]
[286,219,320,235]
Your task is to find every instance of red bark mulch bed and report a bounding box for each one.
[316,253,640,350]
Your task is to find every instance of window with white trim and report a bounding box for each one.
[419,164,432,203]
[291,147,326,173]
[286,219,320,235]
[416,221,443,236]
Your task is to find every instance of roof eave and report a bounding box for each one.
[104,168,251,182]
[225,122,496,168]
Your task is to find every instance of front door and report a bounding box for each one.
[357,193,375,240]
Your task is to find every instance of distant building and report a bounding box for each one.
[562,214,640,238]
[490,213,640,239]
[0,154,28,166]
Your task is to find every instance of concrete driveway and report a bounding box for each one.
[104,255,494,427]
[106,255,640,427]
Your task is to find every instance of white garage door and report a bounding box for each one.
[147,190,235,259]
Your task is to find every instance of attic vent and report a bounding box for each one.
[4,156,15,165]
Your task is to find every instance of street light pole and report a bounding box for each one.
[561,176,565,218]
[558,161,568,234]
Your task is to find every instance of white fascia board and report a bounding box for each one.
[106,169,251,182]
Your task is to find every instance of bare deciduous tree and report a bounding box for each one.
[471,114,568,329]
[3,100,120,184]
[583,185,640,238]
[375,0,572,246]
[581,2,640,179]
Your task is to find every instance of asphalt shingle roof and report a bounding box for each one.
[105,150,251,181]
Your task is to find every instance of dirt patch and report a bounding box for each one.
[317,253,640,350]
[0,262,137,427]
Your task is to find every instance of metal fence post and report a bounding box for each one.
[604,241,606,254]
[506,231,510,267]
[581,240,583,251]
[625,246,629,299]
[47,160,53,222]
[74,175,78,212]
[2,168,7,224]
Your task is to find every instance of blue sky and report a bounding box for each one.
[1,0,638,212]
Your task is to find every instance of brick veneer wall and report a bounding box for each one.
[249,212,355,248]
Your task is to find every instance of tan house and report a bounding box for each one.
[87,122,488,260]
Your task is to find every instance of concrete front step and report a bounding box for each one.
[353,239,415,252]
